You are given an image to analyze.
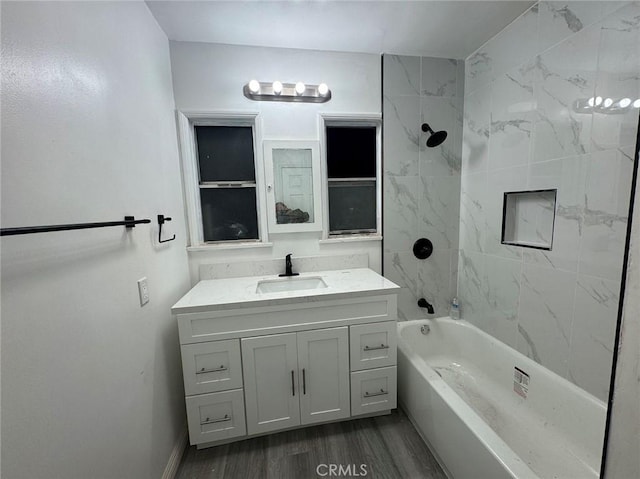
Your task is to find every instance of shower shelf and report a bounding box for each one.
[501,189,557,251]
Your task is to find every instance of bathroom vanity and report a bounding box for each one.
[172,268,400,448]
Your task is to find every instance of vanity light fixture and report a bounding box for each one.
[574,96,640,114]
[243,81,332,103]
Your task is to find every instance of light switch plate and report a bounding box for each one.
[138,277,149,306]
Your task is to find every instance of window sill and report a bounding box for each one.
[187,242,274,252]
[319,235,382,244]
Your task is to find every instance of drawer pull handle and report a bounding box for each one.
[364,389,388,398]
[200,414,231,425]
[364,344,389,351]
[196,365,227,375]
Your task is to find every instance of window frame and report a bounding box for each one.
[176,111,269,248]
[319,114,382,239]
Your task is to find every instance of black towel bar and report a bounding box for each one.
[0,216,151,236]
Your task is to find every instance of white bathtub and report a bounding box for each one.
[397,318,607,479]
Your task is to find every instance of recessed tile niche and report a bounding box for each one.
[501,189,557,250]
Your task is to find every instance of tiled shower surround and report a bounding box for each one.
[459,1,639,401]
[382,55,464,320]
[383,2,639,401]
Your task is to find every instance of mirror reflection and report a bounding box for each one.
[272,148,314,224]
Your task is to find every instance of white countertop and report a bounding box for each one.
[171,268,400,314]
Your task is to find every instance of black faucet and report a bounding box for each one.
[279,253,300,277]
[417,298,435,315]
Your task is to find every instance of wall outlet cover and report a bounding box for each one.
[138,277,149,306]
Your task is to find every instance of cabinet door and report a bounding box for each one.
[297,327,350,425]
[241,333,300,435]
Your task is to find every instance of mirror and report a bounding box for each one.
[264,140,322,233]
[273,147,314,224]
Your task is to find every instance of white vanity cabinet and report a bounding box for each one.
[172,268,400,449]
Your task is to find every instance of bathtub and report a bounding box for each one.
[397,318,606,479]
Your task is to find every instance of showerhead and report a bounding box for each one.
[427,130,447,147]
[421,123,448,147]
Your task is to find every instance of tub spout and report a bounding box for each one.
[418,298,434,314]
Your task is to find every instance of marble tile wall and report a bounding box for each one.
[460,1,640,401]
[199,253,369,280]
[382,55,464,319]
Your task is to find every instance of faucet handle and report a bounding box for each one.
[285,253,293,260]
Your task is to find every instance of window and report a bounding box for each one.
[176,112,265,247]
[325,123,380,236]
[194,125,259,242]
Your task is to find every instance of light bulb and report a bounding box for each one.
[248,80,260,93]
[603,98,613,108]
[619,98,632,108]
[633,99,640,108]
[587,97,596,107]
[272,81,283,94]
[295,82,306,95]
[318,83,329,96]
[595,96,603,106]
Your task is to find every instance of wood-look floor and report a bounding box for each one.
[175,408,447,479]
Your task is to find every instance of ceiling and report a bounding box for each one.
[146,0,535,60]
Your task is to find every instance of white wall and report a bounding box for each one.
[169,42,382,283]
[1,2,191,478]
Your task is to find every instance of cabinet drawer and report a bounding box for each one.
[350,366,397,416]
[186,389,246,445]
[349,321,397,371]
[181,340,242,395]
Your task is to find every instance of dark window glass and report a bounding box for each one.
[328,183,376,232]
[200,188,259,241]
[326,127,376,178]
[195,126,255,182]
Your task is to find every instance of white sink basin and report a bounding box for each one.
[256,276,328,294]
